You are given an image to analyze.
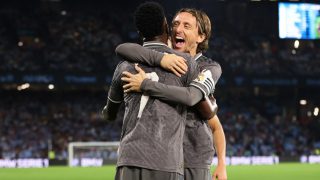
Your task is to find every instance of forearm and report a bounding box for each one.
[115,43,164,66]
[209,115,226,165]
[141,79,203,106]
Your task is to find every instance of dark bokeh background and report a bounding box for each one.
[0,0,319,162]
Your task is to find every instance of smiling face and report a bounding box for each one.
[171,12,205,56]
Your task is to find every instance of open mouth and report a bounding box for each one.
[175,36,185,48]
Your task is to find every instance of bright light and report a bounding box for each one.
[300,99,307,105]
[292,116,297,122]
[294,40,299,49]
[18,41,23,47]
[48,84,54,90]
[307,111,312,117]
[17,83,30,91]
[314,107,319,116]
[291,49,296,54]
[61,10,67,16]
[34,38,40,43]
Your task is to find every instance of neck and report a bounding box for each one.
[190,49,197,57]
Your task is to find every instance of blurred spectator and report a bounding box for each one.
[0,91,318,159]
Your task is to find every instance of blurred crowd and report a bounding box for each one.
[0,92,319,160]
[0,1,319,161]
[219,97,319,157]
[0,7,319,76]
[0,92,122,160]
[0,9,126,73]
[207,34,320,76]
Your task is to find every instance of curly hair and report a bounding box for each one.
[134,2,166,40]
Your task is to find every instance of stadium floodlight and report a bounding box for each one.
[18,41,23,47]
[68,141,120,167]
[17,83,30,91]
[294,40,299,49]
[314,107,319,116]
[300,99,307,105]
[48,84,54,90]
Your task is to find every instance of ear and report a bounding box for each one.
[197,34,206,44]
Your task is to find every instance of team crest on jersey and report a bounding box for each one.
[195,69,207,83]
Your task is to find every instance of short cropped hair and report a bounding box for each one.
[134,2,166,40]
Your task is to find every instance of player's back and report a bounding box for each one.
[117,41,198,175]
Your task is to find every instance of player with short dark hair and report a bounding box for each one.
[102,2,216,180]
[134,2,167,40]
[115,8,227,180]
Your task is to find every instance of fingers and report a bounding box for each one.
[212,172,218,180]
[171,57,187,76]
[123,83,141,93]
[177,58,188,71]
[123,83,136,93]
[122,71,134,78]
[121,76,132,83]
[173,64,187,76]
[122,83,132,90]
[123,87,133,93]
[213,173,227,180]
[134,64,144,73]
[170,67,181,77]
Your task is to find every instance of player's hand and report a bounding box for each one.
[212,163,227,180]
[160,54,188,77]
[121,64,147,93]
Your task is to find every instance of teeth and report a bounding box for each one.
[176,36,184,40]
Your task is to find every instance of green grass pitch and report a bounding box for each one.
[0,163,319,180]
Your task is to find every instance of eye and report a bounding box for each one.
[184,24,191,29]
[184,23,191,29]
[172,22,179,27]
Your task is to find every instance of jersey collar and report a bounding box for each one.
[194,52,203,61]
[143,41,169,48]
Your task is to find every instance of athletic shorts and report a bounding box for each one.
[115,166,184,180]
[184,168,211,180]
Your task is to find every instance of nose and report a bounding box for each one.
[174,24,183,35]
[176,24,183,33]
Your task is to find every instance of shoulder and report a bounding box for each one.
[198,55,220,66]
[198,56,222,73]
[115,61,135,72]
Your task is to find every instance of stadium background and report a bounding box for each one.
[0,0,319,179]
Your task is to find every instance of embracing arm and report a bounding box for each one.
[116,43,188,77]
[116,43,164,66]
[141,79,203,106]
[122,64,209,107]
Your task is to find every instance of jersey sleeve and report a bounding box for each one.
[115,43,164,66]
[102,62,128,121]
[107,62,126,103]
[201,61,222,85]
[140,79,203,106]
[184,56,200,85]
